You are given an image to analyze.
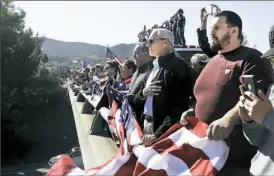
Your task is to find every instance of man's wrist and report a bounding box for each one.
[200,23,207,30]
[200,17,207,29]
[222,108,242,125]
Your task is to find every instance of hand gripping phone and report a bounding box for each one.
[242,75,258,95]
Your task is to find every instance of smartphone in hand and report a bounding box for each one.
[242,75,258,96]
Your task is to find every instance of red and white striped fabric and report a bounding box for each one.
[86,116,229,176]
[105,56,122,65]
[46,154,85,176]
[47,99,229,176]
[106,48,123,65]
[107,100,121,143]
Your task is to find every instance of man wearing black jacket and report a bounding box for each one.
[127,43,153,121]
[177,9,186,47]
[172,15,179,46]
[134,28,196,146]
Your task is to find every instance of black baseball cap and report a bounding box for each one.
[261,24,274,58]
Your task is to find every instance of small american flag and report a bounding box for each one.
[82,60,88,71]
[106,47,123,65]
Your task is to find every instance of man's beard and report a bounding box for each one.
[210,32,231,52]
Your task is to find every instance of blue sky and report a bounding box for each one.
[14,1,274,53]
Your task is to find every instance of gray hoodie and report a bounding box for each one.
[243,83,274,175]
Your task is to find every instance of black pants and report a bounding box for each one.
[178,29,186,46]
[173,31,179,45]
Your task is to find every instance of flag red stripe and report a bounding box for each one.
[133,162,168,176]
[114,57,122,65]
[155,123,183,142]
[169,143,217,176]
[114,154,137,176]
[152,138,175,153]
[106,56,122,66]
[186,116,208,138]
[46,155,76,176]
[118,122,126,155]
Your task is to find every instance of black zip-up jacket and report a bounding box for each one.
[127,61,153,122]
[133,52,197,137]
[129,61,153,95]
[177,15,186,30]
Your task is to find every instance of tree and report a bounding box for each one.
[1,0,65,164]
[242,32,258,49]
[241,32,249,46]
[1,0,44,90]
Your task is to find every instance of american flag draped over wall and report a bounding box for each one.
[106,85,126,143]
[47,90,230,176]
[90,81,103,96]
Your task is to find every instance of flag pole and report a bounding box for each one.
[106,44,109,59]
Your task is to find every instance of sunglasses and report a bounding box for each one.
[148,38,166,45]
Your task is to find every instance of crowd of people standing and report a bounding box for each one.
[69,7,274,176]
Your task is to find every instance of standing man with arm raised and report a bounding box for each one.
[181,11,274,175]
